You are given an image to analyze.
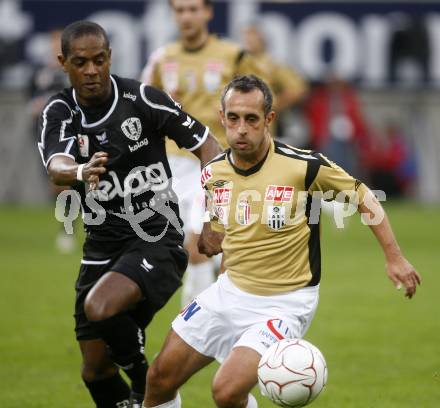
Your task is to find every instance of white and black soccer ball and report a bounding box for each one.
[258,338,328,407]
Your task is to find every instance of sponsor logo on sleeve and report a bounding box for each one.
[200,165,212,187]
[214,187,231,205]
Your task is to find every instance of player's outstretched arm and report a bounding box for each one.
[191,133,222,168]
[358,191,421,298]
[48,152,108,189]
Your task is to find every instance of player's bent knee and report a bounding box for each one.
[212,380,247,408]
[84,292,114,322]
[147,361,180,395]
[81,361,118,383]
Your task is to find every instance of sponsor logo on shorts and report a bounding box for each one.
[267,318,290,340]
[140,258,153,272]
[181,300,202,321]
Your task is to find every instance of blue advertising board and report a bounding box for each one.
[0,1,438,87]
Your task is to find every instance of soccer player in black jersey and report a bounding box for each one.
[37,21,221,408]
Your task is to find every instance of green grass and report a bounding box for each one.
[0,203,439,407]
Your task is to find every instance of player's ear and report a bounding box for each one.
[57,54,67,71]
[108,47,112,64]
[219,109,225,127]
[265,110,275,127]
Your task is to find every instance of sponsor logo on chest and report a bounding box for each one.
[265,185,294,202]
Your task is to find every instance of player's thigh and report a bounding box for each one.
[79,338,117,381]
[212,346,260,401]
[149,329,213,388]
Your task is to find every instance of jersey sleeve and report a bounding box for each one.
[140,84,209,152]
[37,98,78,168]
[307,154,368,203]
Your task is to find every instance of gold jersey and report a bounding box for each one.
[202,139,368,295]
[141,35,268,156]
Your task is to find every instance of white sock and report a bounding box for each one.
[143,392,181,408]
[247,393,258,408]
[181,261,215,307]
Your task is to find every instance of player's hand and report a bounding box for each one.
[198,222,223,257]
[386,254,421,299]
[82,152,108,190]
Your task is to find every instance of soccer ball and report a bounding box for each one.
[258,339,328,407]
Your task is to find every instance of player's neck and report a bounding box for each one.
[182,30,210,52]
[230,137,271,171]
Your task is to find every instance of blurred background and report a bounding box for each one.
[1,0,440,205]
[0,1,439,407]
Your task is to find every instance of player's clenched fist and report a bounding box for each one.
[80,152,108,190]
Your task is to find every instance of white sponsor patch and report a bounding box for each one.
[78,134,89,157]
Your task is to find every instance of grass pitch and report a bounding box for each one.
[0,203,438,407]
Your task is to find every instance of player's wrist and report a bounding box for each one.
[76,164,85,182]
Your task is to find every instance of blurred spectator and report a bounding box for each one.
[242,23,308,140]
[364,122,417,198]
[389,13,430,87]
[29,29,69,124]
[304,74,369,176]
[29,28,76,253]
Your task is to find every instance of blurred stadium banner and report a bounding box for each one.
[0,0,439,86]
[0,0,439,204]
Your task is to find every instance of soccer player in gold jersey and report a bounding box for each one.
[141,0,269,307]
[142,75,421,408]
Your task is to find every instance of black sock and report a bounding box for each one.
[84,373,130,408]
[90,313,148,395]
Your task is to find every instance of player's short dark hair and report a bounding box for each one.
[169,0,212,7]
[61,20,109,58]
[221,75,273,116]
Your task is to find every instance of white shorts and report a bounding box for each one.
[169,154,205,235]
[172,273,319,361]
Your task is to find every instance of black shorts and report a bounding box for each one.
[74,235,188,340]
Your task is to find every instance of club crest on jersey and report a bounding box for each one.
[267,205,286,230]
[237,199,251,225]
[121,117,142,141]
[265,185,294,202]
[78,134,89,157]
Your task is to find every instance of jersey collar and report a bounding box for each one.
[227,138,274,177]
[73,75,119,128]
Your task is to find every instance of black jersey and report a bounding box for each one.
[38,75,209,242]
